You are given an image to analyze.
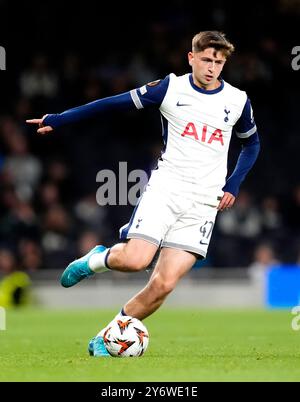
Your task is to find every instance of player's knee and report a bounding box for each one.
[150,275,176,297]
[122,242,153,271]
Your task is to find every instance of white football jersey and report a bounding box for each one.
[130,73,257,203]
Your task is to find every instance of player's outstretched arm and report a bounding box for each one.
[26,91,139,134]
[26,76,169,135]
[26,77,169,134]
[26,115,53,135]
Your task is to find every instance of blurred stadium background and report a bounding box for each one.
[0,0,299,309]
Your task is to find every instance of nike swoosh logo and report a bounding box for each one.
[176,101,191,107]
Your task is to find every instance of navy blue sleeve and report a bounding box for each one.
[43,76,170,129]
[222,132,260,197]
[43,92,137,129]
[130,75,170,109]
[234,98,257,139]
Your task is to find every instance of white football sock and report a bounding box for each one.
[88,248,110,273]
[96,310,129,337]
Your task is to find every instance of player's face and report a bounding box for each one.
[188,47,226,90]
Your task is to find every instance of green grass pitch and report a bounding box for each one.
[1,308,299,382]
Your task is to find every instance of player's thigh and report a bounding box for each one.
[162,203,218,259]
[120,173,180,247]
[124,238,159,267]
[149,247,197,289]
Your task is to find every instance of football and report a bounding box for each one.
[103,316,149,357]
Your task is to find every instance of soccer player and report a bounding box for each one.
[27,31,260,356]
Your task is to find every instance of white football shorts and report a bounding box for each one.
[119,169,220,258]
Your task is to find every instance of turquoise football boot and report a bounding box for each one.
[60,245,107,288]
[88,336,110,357]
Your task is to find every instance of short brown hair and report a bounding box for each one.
[192,31,235,58]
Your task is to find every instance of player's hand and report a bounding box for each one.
[26,114,53,134]
[217,192,236,211]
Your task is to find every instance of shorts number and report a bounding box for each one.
[199,221,214,243]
